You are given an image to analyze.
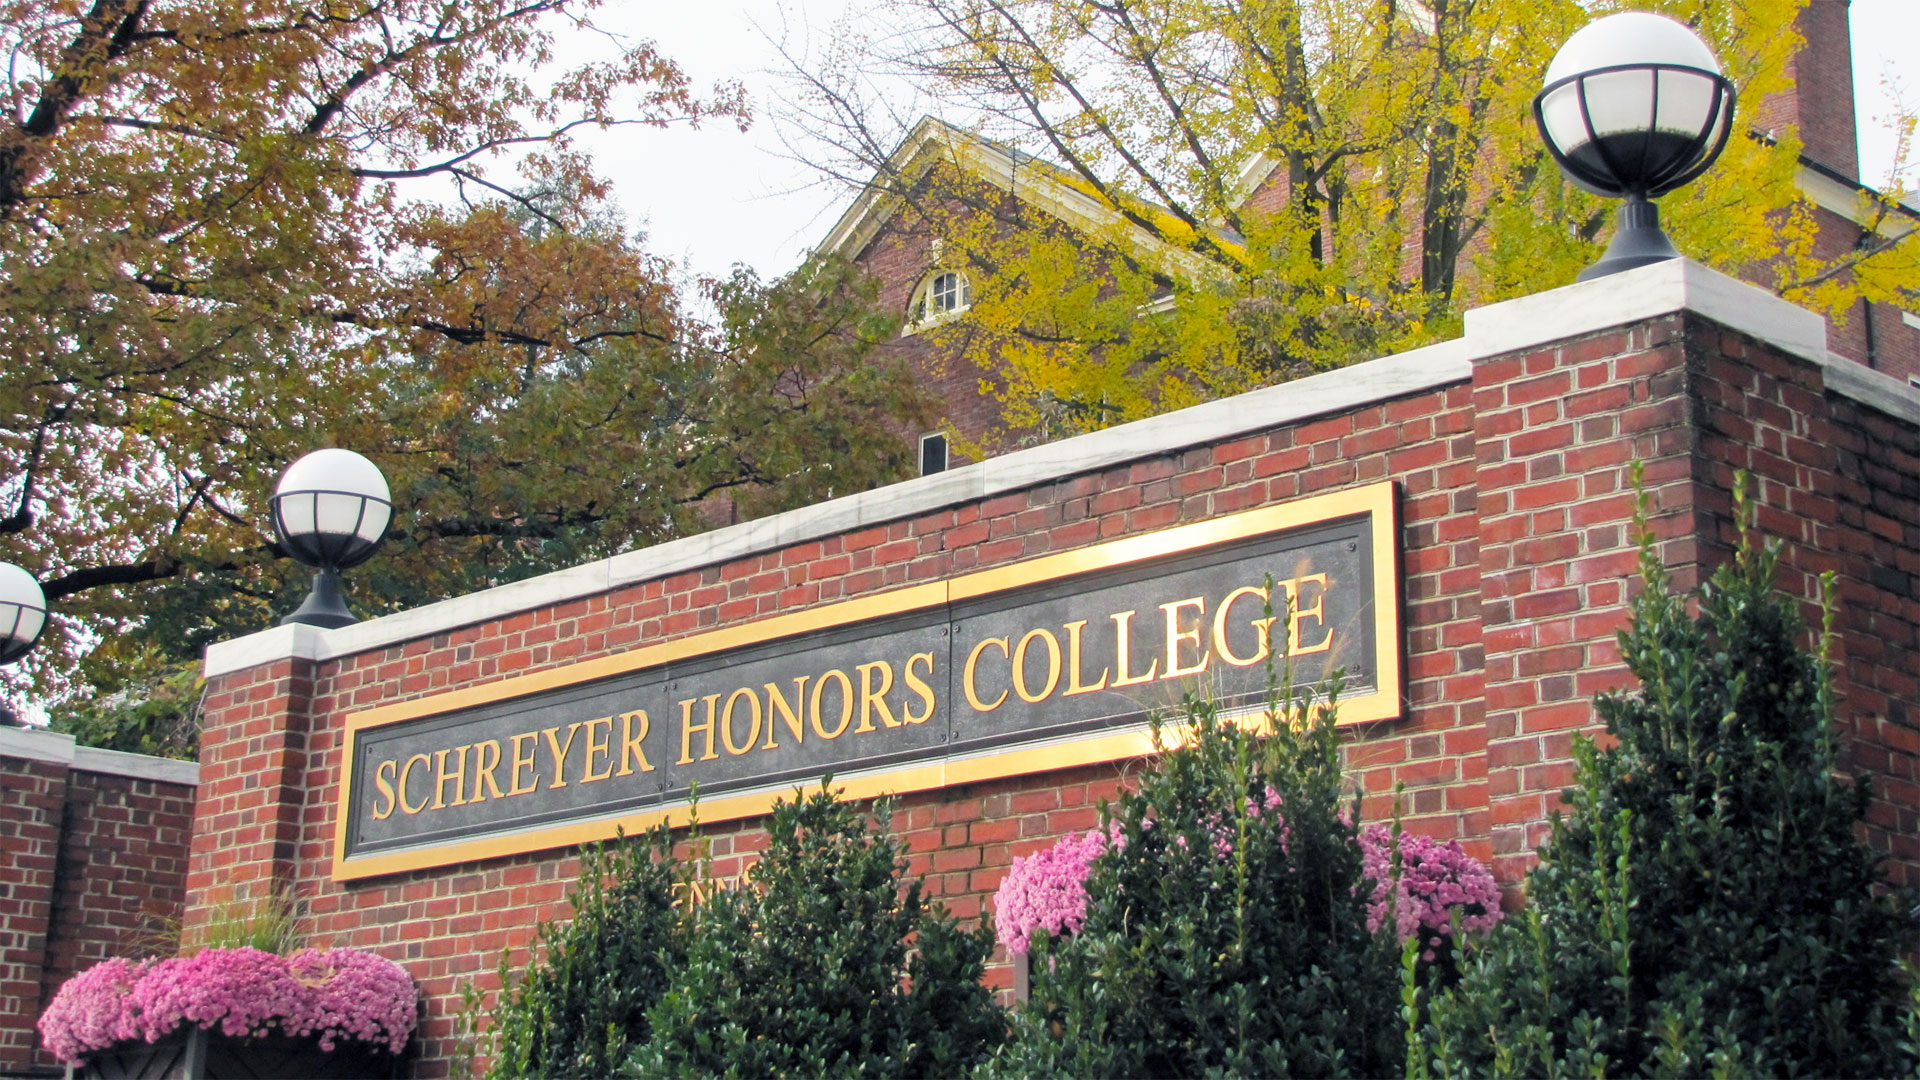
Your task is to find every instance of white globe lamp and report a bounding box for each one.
[0,561,46,665]
[271,449,393,628]
[1534,12,1737,280]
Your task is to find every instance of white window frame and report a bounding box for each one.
[904,269,972,335]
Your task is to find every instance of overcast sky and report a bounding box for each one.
[565,0,1920,282]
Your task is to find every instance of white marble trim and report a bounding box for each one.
[0,725,199,785]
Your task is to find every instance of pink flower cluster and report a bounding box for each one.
[1360,825,1503,955]
[288,949,419,1053]
[993,828,1112,956]
[38,947,416,1065]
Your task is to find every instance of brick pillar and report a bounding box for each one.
[0,752,69,1074]
[1469,313,1716,886]
[185,653,318,937]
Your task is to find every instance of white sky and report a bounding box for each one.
[568,0,1919,282]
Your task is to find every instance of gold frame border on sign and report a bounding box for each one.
[332,481,1403,881]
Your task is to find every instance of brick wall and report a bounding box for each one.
[190,263,1920,1077]
[0,731,196,1076]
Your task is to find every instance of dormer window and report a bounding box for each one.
[905,269,972,334]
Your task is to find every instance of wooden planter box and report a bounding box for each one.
[74,1026,403,1080]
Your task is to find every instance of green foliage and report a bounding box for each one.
[487,828,686,1080]
[990,682,1400,1078]
[46,649,201,760]
[626,787,1002,1078]
[1420,475,1917,1078]
[0,2,933,721]
[193,885,303,955]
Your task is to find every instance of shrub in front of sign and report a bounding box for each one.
[486,828,686,1080]
[986,679,1403,1078]
[992,819,1500,983]
[626,786,1003,1077]
[1416,480,1917,1077]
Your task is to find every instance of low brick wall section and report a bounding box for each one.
[192,261,1920,1077]
[0,729,197,1077]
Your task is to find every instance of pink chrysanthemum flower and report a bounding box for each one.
[993,828,1113,956]
[37,947,417,1065]
[37,957,147,1064]
[1360,825,1503,957]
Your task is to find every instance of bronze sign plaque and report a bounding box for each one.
[334,482,1401,880]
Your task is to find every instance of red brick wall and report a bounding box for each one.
[854,188,1016,456]
[1691,320,1920,883]
[188,297,1920,1077]
[0,754,67,1075]
[0,742,196,1076]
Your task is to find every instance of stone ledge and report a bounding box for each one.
[0,726,198,785]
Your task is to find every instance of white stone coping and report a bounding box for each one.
[1465,258,1920,428]
[203,259,1916,679]
[1462,257,1830,367]
[0,725,200,785]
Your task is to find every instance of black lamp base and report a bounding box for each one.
[1578,196,1682,281]
[281,569,358,629]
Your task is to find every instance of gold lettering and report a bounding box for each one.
[617,710,655,774]
[678,695,720,764]
[543,723,584,788]
[507,732,539,796]
[1212,585,1276,667]
[470,740,504,803]
[811,669,854,739]
[1013,628,1062,703]
[432,745,470,810]
[901,653,936,724]
[1110,610,1160,687]
[763,678,810,750]
[722,688,763,755]
[1160,596,1210,680]
[399,753,432,815]
[371,759,398,820]
[1285,573,1335,656]
[855,661,899,732]
[1063,620,1109,696]
[581,717,614,783]
[963,637,1011,712]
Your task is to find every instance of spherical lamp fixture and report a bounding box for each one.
[271,448,393,629]
[0,562,47,665]
[1534,12,1736,281]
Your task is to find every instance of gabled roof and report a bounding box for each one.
[813,116,1226,282]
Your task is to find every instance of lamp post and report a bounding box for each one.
[271,449,393,629]
[0,561,46,665]
[1534,12,1736,281]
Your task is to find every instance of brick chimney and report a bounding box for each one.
[1756,0,1860,178]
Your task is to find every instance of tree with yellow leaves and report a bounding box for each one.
[787,0,1916,448]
